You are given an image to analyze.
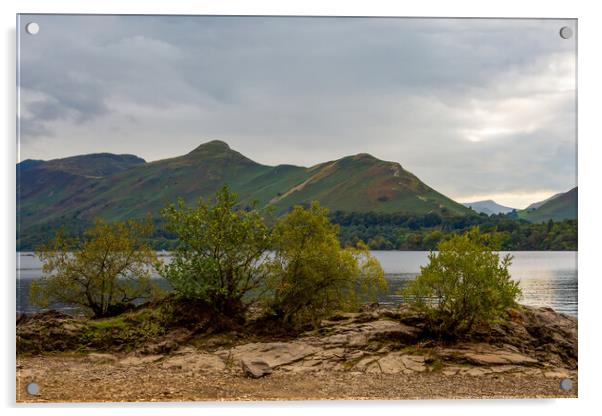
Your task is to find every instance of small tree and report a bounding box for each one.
[30,218,158,318]
[266,202,387,327]
[158,186,271,316]
[403,227,521,338]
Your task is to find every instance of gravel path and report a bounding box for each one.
[16,355,577,402]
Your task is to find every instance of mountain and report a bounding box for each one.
[18,153,146,178]
[521,187,577,223]
[17,140,471,247]
[525,192,563,210]
[462,200,516,216]
[17,153,147,229]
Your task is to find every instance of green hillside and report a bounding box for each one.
[525,192,563,210]
[521,187,577,223]
[17,140,470,248]
[17,153,146,234]
[267,153,467,215]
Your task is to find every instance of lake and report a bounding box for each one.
[16,251,578,317]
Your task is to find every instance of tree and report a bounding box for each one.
[30,218,158,318]
[423,230,445,250]
[158,186,271,316]
[265,202,387,327]
[403,227,521,338]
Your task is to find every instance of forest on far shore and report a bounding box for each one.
[330,211,577,251]
[18,209,577,252]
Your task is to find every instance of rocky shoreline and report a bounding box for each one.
[16,303,577,402]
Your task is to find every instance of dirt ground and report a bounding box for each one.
[16,354,577,402]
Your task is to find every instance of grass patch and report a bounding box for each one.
[79,308,167,351]
[399,344,431,356]
[427,356,444,372]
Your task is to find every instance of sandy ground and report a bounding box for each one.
[16,354,577,402]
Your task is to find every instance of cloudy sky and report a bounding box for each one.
[18,15,576,208]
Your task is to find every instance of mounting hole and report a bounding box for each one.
[25,22,40,35]
[26,382,39,395]
[560,378,573,391]
[559,26,573,40]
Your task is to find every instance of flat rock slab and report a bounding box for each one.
[543,369,572,378]
[220,342,319,370]
[316,320,419,348]
[241,358,272,378]
[439,364,562,378]
[465,351,538,366]
[463,367,493,377]
[355,353,427,374]
[438,343,539,367]
[161,353,226,372]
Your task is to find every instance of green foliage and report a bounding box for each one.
[403,227,522,337]
[158,186,271,316]
[30,218,159,318]
[18,209,578,252]
[265,202,387,327]
[330,210,577,251]
[17,217,94,252]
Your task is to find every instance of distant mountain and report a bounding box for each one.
[521,187,577,223]
[17,140,470,247]
[462,200,516,216]
[525,192,563,210]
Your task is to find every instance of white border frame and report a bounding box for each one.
[2,1,601,415]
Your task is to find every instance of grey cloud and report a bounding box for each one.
[17,15,576,205]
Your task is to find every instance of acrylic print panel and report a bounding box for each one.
[16,15,577,402]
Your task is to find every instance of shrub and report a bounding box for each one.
[265,202,387,327]
[30,218,158,318]
[158,186,271,317]
[403,227,521,338]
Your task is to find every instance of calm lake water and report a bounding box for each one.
[16,251,578,317]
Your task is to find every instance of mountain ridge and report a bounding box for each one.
[525,192,563,211]
[17,140,471,245]
[520,187,577,223]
